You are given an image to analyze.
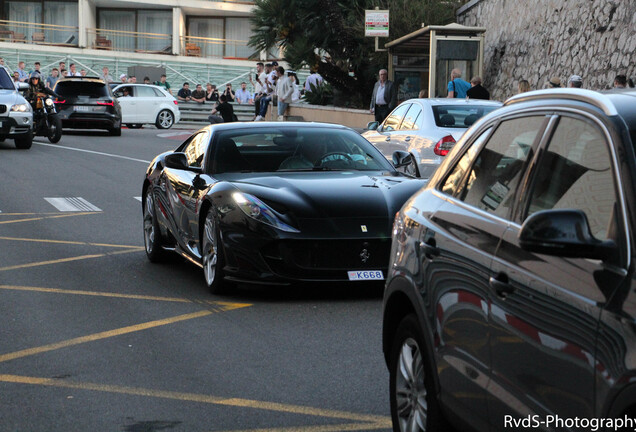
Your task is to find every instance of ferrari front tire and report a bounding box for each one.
[143,190,166,262]
[202,211,230,295]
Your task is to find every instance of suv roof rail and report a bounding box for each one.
[60,76,104,81]
[505,88,618,116]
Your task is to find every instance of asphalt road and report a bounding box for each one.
[0,127,392,432]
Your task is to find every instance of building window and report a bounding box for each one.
[3,1,78,44]
[97,8,171,52]
[187,16,257,59]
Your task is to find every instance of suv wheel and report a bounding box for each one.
[14,131,33,149]
[390,314,446,432]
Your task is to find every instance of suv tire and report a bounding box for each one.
[14,132,33,149]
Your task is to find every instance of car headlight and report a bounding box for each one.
[232,192,299,233]
[11,103,30,112]
[45,98,54,107]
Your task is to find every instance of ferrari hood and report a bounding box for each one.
[221,171,425,222]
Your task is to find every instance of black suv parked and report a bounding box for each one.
[53,77,122,136]
[383,88,636,431]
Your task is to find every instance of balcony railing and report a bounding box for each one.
[0,20,78,46]
[86,28,172,54]
[181,35,257,59]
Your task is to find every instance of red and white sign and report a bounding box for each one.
[365,10,389,37]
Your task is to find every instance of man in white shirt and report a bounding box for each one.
[369,68,397,123]
[68,63,82,77]
[304,70,324,92]
[249,62,268,119]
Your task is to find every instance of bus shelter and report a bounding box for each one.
[385,23,486,100]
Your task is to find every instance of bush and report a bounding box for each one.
[303,81,333,105]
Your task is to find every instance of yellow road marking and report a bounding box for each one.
[0,236,143,249]
[0,285,191,303]
[0,212,96,225]
[0,374,391,425]
[0,310,213,363]
[0,248,143,272]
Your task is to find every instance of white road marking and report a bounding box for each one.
[34,141,150,164]
[156,131,194,138]
[134,197,142,202]
[44,197,102,212]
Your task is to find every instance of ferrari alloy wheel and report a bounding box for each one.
[156,110,174,129]
[202,211,228,294]
[143,190,165,262]
[390,315,445,432]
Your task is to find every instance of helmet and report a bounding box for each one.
[29,72,41,83]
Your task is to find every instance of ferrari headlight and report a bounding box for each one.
[45,98,54,107]
[232,192,299,233]
[11,103,30,112]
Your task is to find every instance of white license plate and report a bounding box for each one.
[347,270,384,281]
[74,106,89,111]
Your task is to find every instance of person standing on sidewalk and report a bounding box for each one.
[370,69,397,123]
[276,66,294,121]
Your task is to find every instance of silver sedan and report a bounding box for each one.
[363,98,501,178]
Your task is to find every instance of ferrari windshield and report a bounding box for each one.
[210,127,395,173]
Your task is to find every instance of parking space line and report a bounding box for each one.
[0,285,193,303]
[0,236,142,249]
[0,212,95,225]
[0,248,142,272]
[0,374,391,426]
[0,310,214,363]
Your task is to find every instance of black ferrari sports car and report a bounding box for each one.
[142,122,425,293]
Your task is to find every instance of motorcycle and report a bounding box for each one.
[33,92,62,143]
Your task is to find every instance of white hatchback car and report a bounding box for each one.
[363,98,501,178]
[113,84,180,129]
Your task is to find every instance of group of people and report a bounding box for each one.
[5,59,87,90]
[249,61,304,121]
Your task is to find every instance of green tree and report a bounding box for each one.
[249,0,465,107]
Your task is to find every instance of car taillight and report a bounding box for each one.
[54,99,66,104]
[97,101,114,106]
[433,135,456,156]
[173,100,178,105]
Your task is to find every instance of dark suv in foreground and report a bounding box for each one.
[53,77,122,136]
[383,88,636,431]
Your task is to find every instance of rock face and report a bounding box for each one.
[457,0,635,101]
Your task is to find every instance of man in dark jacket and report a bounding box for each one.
[370,69,397,123]
[466,76,490,100]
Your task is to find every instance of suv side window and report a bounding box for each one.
[441,127,491,196]
[459,116,545,218]
[382,104,410,132]
[526,116,617,240]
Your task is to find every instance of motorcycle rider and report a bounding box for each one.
[25,72,57,110]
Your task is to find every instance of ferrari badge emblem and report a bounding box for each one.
[361,225,368,232]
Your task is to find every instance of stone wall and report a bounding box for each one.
[457,0,635,101]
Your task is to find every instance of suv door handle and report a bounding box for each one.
[404,136,411,142]
[490,274,514,298]
[385,136,391,141]
[420,240,440,259]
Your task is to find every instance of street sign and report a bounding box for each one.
[365,10,389,37]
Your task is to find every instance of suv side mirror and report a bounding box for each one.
[17,82,28,91]
[519,209,617,261]
[366,121,379,131]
